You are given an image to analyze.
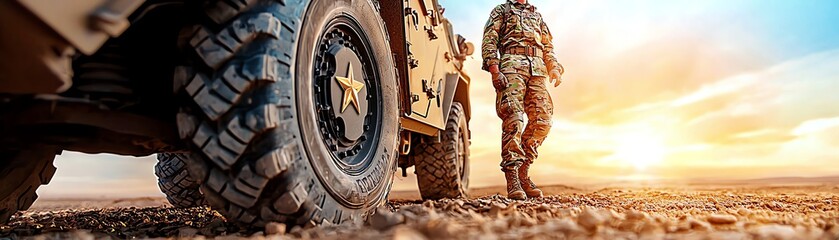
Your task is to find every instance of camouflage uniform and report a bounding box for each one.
[482,0,563,168]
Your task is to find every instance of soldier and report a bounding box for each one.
[482,0,564,200]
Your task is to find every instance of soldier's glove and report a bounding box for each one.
[492,72,509,91]
[549,69,562,87]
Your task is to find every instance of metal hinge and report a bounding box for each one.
[405,7,419,31]
[406,42,419,69]
[424,25,438,40]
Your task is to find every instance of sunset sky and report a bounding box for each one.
[41,0,839,197]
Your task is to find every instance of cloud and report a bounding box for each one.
[793,116,839,136]
[533,47,839,182]
[780,116,839,159]
[671,74,757,107]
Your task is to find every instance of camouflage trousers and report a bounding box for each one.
[496,71,553,168]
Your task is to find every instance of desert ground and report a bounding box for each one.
[2,180,838,239]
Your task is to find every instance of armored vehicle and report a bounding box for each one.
[0,0,474,227]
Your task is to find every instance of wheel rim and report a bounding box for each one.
[297,2,398,208]
[312,16,383,176]
[457,125,469,190]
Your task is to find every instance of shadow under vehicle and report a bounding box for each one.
[0,0,474,227]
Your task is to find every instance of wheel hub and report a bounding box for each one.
[329,45,368,141]
[313,24,381,173]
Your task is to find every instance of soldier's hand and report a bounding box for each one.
[492,72,509,90]
[549,70,562,87]
[489,65,508,90]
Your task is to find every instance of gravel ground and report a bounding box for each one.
[2,185,838,239]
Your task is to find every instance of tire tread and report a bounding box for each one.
[155,153,206,208]
[413,102,470,200]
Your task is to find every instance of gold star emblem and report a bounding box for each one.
[335,63,365,113]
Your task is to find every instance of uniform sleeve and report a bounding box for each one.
[540,20,563,75]
[481,5,505,71]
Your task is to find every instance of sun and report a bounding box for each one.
[612,133,667,171]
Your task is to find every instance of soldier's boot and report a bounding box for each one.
[503,162,527,200]
[518,162,543,198]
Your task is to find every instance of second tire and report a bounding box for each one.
[413,102,471,200]
[155,153,205,208]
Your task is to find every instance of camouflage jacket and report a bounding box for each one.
[482,0,562,77]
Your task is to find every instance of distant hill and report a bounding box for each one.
[737,176,839,184]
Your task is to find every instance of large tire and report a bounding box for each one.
[0,147,58,224]
[175,0,399,227]
[155,153,205,208]
[413,102,470,200]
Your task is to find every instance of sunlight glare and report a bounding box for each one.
[612,133,667,171]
